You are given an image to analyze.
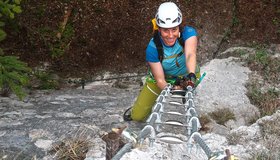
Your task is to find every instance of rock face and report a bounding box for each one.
[118,56,279,160]
[0,83,141,159]
[0,56,279,159]
[196,57,260,127]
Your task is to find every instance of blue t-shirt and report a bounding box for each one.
[146,26,197,77]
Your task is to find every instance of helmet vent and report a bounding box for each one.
[158,19,165,24]
[172,18,179,23]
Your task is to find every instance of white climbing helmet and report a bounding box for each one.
[155,2,182,28]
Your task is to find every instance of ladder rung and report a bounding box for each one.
[170,95,185,98]
[157,135,184,144]
[164,111,184,116]
[160,120,187,127]
[168,101,184,106]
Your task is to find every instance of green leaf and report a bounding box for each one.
[1,7,11,17]
[12,6,22,13]
[0,21,5,27]
[14,0,21,5]
[0,48,3,55]
[9,12,14,19]
[7,80,26,100]
[0,29,7,41]
[0,56,30,100]
[4,0,9,3]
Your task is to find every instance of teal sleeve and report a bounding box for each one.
[146,39,160,62]
[182,26,197,41]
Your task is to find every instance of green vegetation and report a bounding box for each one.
[236,49,247,56]
[30,22,75,59]
[233,46,280,158]
[247,49,279,84]
[0,0,22,19]
[35,5,45,19]
[232,0,239,27]
[50,23,75,58]
[209,108,236,126]
[247,48,269,65]
[0,0,31,100]
[0,0,22,44]
[38,23,75,59]
[0,56,31,99]
[223,0,239,40]
[32,11,75,59]
[247,84,279,117]
[237,46,280,119]
[32,70,60,90]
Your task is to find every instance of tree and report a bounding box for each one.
[0,0,31,100]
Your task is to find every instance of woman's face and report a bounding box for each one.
[158,26,180,46]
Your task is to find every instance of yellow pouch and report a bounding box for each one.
[151,18,158,32]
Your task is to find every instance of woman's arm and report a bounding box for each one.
[184,36,198,74]
[148,62,167,90]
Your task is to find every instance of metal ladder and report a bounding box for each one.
[136,84,239,160]
[137,84,199,144]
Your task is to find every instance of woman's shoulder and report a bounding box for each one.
[146,38,159,62]
[181,26,197,40]
[147,38,157,50]
[182,26,197,34]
